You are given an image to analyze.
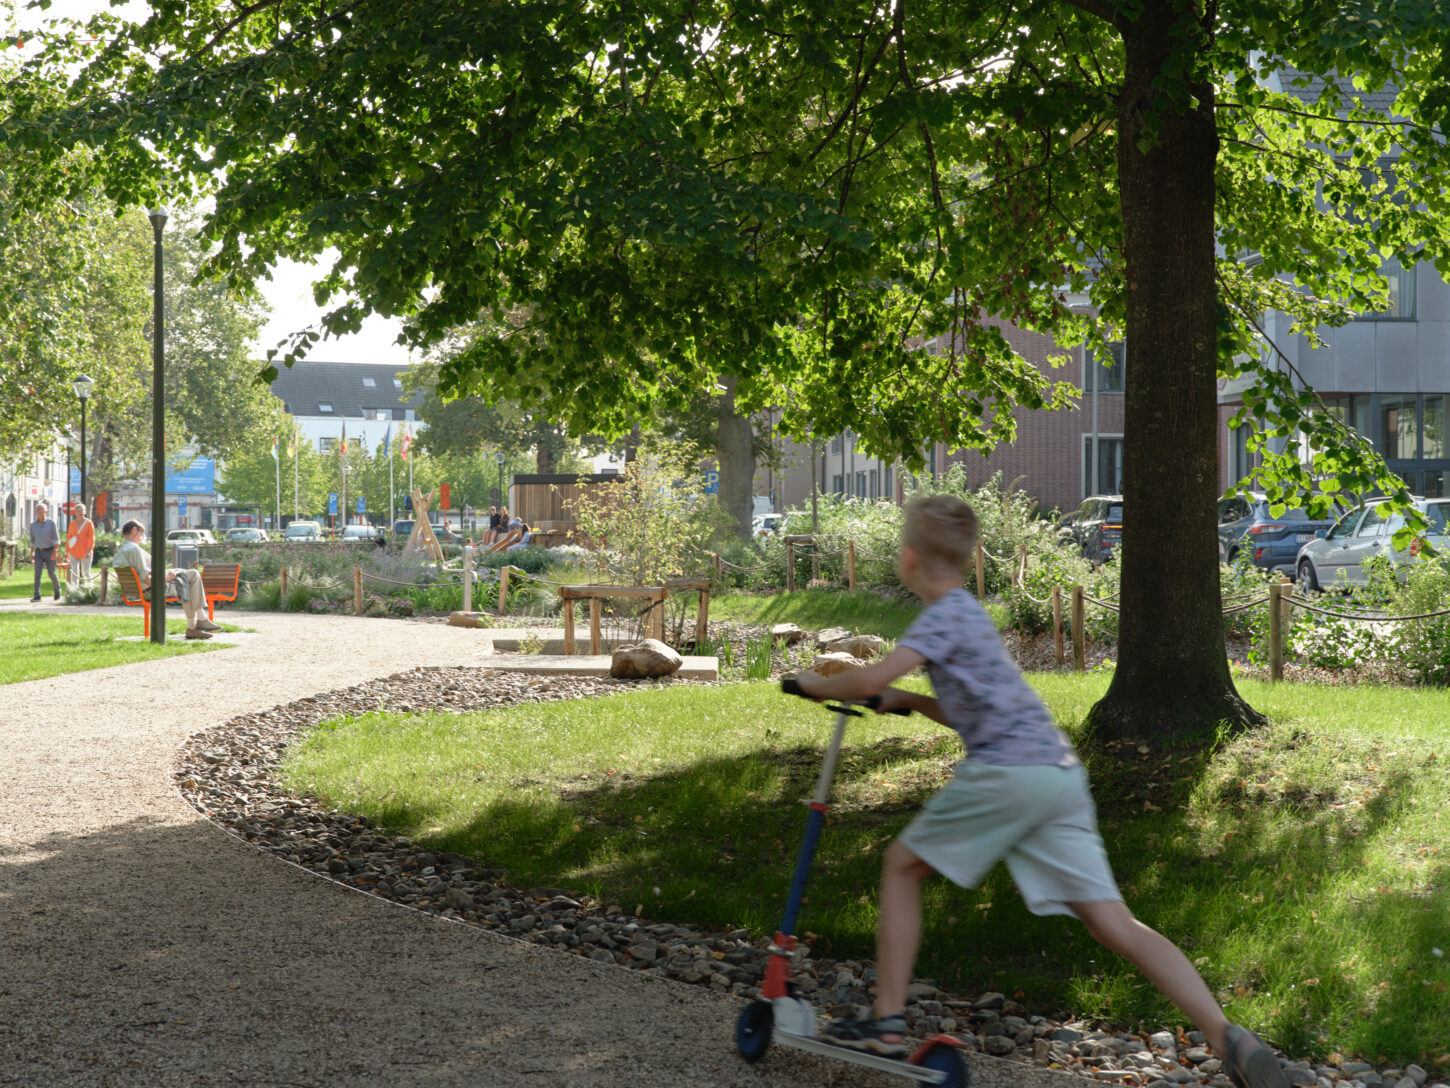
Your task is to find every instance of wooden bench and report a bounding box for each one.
[485,529,524,553]
[114,563,242,636]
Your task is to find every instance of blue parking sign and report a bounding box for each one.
[328,493,339,515]
[703,470,720,494]
[356,497,365,513]
[178,495,188,517]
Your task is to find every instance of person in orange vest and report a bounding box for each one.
[67,501,96,585]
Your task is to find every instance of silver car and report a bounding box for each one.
[1295,498,1450,590]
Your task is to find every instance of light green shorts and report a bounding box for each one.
[898,762,1122,918]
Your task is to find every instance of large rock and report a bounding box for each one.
[815,626,852,646]
[610,639,684,680]
[771,623,808,645]
[810,652,866,676]
[824,634,886,659]
[448,610,492,629]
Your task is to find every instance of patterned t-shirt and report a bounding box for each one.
[899,588,1079,767]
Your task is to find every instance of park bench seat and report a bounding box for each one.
[114,562,242,636]
[485,529,523,553]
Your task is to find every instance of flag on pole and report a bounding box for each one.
[400,425,412,461]
[383,423,392,458]
[340,420,348,457]
[271,437,278,461]
[287,423,297,458]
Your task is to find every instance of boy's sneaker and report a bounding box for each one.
[1221,1025,1290,1088]
[822,1014,908,1059]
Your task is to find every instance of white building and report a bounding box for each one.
[269,360,427,456]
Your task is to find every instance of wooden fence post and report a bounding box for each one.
[652,589,666,642]
[847,541,857,590]
[589,596,602,654]
[353,567,363,615]
[563,598,576,655]
[713,551,723,582]
[100,565,110,605]
[498,565,510,615]
[462,546,473,612]
[696,587,709,648]
[975,544,986,597]
[1052,586,1064,667]
[280,568,288,598]
[1071,585,1086,672]
[1268,580,1283,682]
[786,540,796,592]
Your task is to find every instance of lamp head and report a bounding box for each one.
[147,206,171,231]
[495,451,506,464]
[73,374,94,401]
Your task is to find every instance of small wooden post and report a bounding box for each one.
[1052,585,1064,667]
[100,565,110,604]
[786,540,796,592]
[462,546,474,612]
[280,567,288,597]
[589,596,602,654]
[652,589,666,641]
[1017,544,1028,587]
[353,566,363,615]
[1071,585,1086,672]
[975,544,986,597]
[847,541,857,590]
[713,551,723,581]
[696,587,709,648]
[563,598,576,655]
[498,565,510,615]
[1268,580,1284,682]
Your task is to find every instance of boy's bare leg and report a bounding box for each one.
[1069,899,1229,1056]
[873,839,937,1036]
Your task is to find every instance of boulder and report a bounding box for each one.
[771,622,809,645]
[810,652,866,676]
[610,639,684,680]
[824,634,886,659]
[448,610,491,629]
[815,626,852,646]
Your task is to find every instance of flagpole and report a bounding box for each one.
[274,439,281,533]
[293,425,299,520]
[388,435,395,529]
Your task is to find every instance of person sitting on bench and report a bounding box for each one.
[112,520,219,640]
[505,517,532,551]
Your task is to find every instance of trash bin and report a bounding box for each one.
[172,543,199,570]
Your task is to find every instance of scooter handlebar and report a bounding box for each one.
[780,675,911,715]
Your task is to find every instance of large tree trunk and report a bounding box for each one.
[535,445,557,474]
[716,376,756,537]
[1084,1,1263,746]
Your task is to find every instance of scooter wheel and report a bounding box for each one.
[735,1000,773,1062]
[914,1042,969,1088]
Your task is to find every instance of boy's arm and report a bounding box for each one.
[791,646,927,702]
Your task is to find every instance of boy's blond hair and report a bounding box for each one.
[902,494,980,577]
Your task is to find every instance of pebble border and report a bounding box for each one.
[172,665,1445,1088]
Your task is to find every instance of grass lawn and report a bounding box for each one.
[0,566,51,599]
[710,587,955,639]
[280,675,1450,1067]
[0,613,224,684]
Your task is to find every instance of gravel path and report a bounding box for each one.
[0,603,1089,1088]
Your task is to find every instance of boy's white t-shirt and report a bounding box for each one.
[898,588,1080,768]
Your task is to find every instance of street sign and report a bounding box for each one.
[356,496,365,513]
[703,470,720,494]
[328,492,339,515]
[179,496,188,517]
[441,482,451,509]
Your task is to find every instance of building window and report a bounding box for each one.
[1423,394,1447,460]
[832,474,844,494]
[1380,394,1419,459]
[363,408,392,421]
[318,403,333,413]
[362,377,376,388]
[856,471,867,498]
[393,378,403,389]
[1083,435,1124,496]
[869,469,879,500]
[319,437,336,455]
[1084,342,1126,393]
[831,434,844,455]
[1358,257,1416,320]
[405,409,416,422]
[1423,470,1449,498]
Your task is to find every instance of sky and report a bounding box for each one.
[10,0,415,367]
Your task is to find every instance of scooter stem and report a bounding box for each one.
[776,704,856,940]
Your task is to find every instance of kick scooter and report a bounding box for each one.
[734,677,969,1087]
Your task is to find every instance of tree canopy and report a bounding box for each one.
[11,0,1450,736]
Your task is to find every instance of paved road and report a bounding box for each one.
[0,603,1085,1087]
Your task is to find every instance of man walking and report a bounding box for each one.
[28,504,62,602]
[112,520,219,640]
[66,502,96,585]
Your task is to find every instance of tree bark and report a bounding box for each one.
[716,376,756,537]
[1084,0,1264,745]
[534,445,557,474]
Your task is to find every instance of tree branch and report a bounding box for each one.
[1055,0,1116,24]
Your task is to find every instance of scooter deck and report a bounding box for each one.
[772,1028,949,1084]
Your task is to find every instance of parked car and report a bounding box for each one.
[391,519,415,540]
[340,524,382,543]
[166,528,216,545]
[283,520,324,542]
[752,513,782,537]
[225,528,269,543]
[1295,498,1450,590]
[1216,493,1343,572]
[1057,495,1122,564]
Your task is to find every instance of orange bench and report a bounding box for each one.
[114,563,242,636]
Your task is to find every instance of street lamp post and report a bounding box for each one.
[341,461,349,530]
[73,374,93,513]
[148,207,169,645]
[495,451,506,513]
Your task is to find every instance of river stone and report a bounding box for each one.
[447,611,491,628]
[816,626,852,646]
[824,634,887,659]
[810,652,867,676]
[610,639,683,679]
[771,623,809,645]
